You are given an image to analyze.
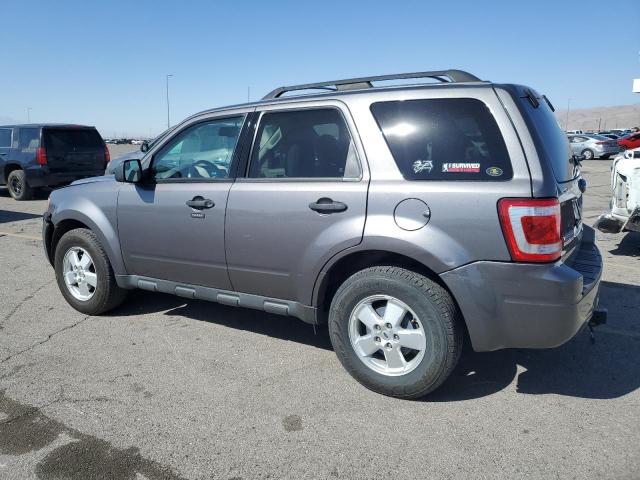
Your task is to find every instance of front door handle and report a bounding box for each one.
[186,196,215,210]
[309,197,348,214]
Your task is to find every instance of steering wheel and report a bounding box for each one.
[186,159,227,178]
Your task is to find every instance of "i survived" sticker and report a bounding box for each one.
[441,163,481,173]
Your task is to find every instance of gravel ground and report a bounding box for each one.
[0,159,638,480]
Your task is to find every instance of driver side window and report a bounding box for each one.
[152,116,244,181]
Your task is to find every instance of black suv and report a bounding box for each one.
[0,124,109,200]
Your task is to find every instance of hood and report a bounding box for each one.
[70,175,116,187]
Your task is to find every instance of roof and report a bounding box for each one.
[0,123,95,129]
[188,69,492,120]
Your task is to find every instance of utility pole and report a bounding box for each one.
[27,107,32,123]
[598,117,602,132]
[166,74,173,129]
[247,86,250,102]
[565,98,571,130]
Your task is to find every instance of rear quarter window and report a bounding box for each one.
[371,98,513,181]
[18,128,40,151]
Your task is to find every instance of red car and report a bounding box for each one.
[618,132,640,150]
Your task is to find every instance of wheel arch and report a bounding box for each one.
[51,209,126,276]
[3,163,22,183]
[313,249,466,331]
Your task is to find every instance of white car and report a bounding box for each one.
[595,147,640,233]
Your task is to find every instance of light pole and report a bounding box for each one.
[27,107,32,123]
[565,98,571,131]
[166,74,173,129]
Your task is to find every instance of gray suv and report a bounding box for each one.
[43,70,605,398]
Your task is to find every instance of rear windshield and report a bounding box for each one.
[371,98,513,181]
[513,93,574,182]
[44,129,104,151]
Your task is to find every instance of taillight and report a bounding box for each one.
[596,141,606,145]
[36,147,47,166]
[498,198,562,263]
[104,145,111,163]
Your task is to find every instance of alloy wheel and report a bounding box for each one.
[62,247,97,301]
[348,295,427,376]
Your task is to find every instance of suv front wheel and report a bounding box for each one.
[328,266,462,399]
[54,228,127,315]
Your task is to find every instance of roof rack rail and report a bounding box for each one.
[262,69,482,100]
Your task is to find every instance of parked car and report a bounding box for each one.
[43,70,605,398]
[600,134,621,140]
[612,129,632,137]
[595,147,640,234]
[105,128,174,175]
[566,130,585,135]
[568,133,620,159]
[618,132,640,151]
[0,124,109,200]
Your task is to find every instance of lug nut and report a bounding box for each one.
[393,334,399,340]
[385,342,392,349]
[374,324,381,331]
[385,323,392,329]
[374,336,381,343]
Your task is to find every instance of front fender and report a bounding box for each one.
[49,183,126,276]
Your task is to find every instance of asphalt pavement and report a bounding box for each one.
[0,156,638,479]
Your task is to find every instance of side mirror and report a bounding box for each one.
[140,141,149,153]
[115,159,143,183]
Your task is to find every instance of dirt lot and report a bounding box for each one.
[0,158,638,479]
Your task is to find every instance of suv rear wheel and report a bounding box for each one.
[54,228,127,315]
[7,170,33,200]
[328,266,462,399]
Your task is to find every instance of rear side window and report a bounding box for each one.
[44,129,103,151]
[248,108,360,179]
[371,98,512,181]
[0,128,11,148]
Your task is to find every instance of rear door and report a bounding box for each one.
[225,102,368,304]
[43,127,106,174]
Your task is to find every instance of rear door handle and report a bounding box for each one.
[309,197,348,214]
[186,196,215,210]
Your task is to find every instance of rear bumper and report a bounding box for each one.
[441,226,602,351]
[595,146,621,157]
[25,166,105,188]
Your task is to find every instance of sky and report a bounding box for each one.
[1,0,638,137]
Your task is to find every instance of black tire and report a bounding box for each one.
[581,149,595,160]
[328,266,463,399]
[54,228,127,315]
[7,170,33,200]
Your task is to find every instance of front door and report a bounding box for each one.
[118,114,246,289]
[225,105,368,304]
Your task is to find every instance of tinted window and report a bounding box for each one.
[152,116,244,181]
[371,99,512,181]
[18,128,40,150]
[0,128,11,148]
[44,129,102,151]
[248,108,360,179]
[514,93,573,182]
